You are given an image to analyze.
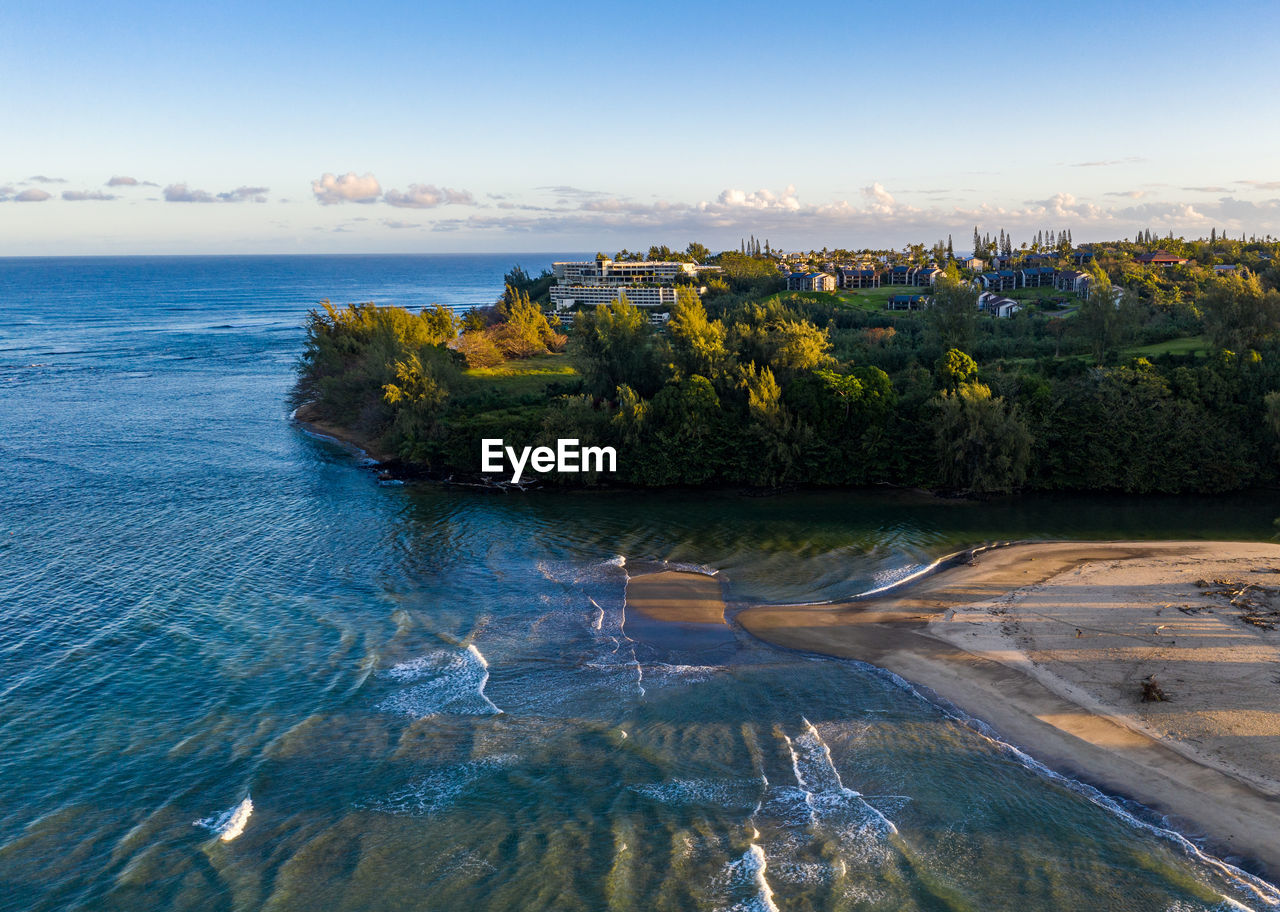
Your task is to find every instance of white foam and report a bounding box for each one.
[370,755,517,817]
[380,644,501,718]
[740,844,780,912]
[663,560,719,577]
[866,664,1280,909]
[194,796,253,842]
[648,664,721,686]
[796,718,897,836]
[630,777,765,810]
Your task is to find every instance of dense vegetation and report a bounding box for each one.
[293,242,1280,495]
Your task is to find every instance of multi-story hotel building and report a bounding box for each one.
[549,256,719,311]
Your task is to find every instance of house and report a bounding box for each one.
[977,293,1021,317]
[1072,250,1095,265]
[990,253,1018,270]
[1055,269,1091,296]
[977,291,1010,312]
[957,255,984,271]
[1135,251,1187,267]
[1020,267,1057,287]
[887,264,913,285]
[886,294,928,311]
[785,271,836,292]
[978,270,1019,291]
[836,266,880,289]
[910,266,943,286]
[1212,264,1241,275]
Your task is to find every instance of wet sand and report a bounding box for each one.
[736,541,1280,878]
[624,570,733,653]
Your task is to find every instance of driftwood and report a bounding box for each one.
[1141,675,1167,703]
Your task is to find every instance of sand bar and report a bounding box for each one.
[626,570,726,625]
[738,541,1280,878]
[624,570,733,653]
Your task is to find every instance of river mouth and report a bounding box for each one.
[5,257,1280,911]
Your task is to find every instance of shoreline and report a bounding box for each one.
[733,541,1280,881]
[290,402,393,464]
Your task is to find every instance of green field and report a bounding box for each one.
[462,352,579,395]
[1123,335,1211,358]
[1006,286,1076,307]
[771,285,928,313]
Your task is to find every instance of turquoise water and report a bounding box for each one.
[2,256,1279,911]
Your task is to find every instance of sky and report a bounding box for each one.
[3,0,1280,255]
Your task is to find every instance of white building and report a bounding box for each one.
[977,292,1022,318]
[549,256,718,311]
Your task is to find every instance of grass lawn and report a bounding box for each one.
[1006,287,1076,306]
[462,352,579,396]
[1123,335,1211,358]
[770,286,926,313]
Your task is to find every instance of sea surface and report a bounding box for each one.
[2,254,1280,911]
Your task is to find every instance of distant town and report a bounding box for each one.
[542,228,1275,326]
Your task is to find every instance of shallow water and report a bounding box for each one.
[2,255,1279,911]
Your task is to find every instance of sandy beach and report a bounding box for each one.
[730,541,1280,878]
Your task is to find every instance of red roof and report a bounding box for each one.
[1136,251,1187,264]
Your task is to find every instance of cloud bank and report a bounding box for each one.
[384,184,474,208]
[164,183,269,203]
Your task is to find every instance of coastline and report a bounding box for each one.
[734,541,1280,880]
[291,402,393,463]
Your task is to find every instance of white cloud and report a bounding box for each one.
[217,186,269,203]
[1236,179,1280,190]
[715,184,801,211]
[26,175,66,184]
[416,181,1280,247]
[384,183,474,208]
[63,190,117,201]
[107,175,158,187]
[164,184,218,203]
[14,188,52,202]
[382,219,421,229]
[164,183,268,203]
[311,171,381,204]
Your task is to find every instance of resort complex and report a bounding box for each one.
[549,255,721,310]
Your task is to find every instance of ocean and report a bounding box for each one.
[1,254,1279,911]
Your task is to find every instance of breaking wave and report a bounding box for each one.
[379,644,502,718]
[194,796,253,842]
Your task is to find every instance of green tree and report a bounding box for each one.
[1077,284,1140,364]
[924,278,978,351]
[1201,270,1280,351]
[573,295,661,398]
[667,286,728,379]
[493,285,563,359]
[932,382,1032,494]
[936,349,978,390]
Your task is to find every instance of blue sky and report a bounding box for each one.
[3,0,1279,254]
